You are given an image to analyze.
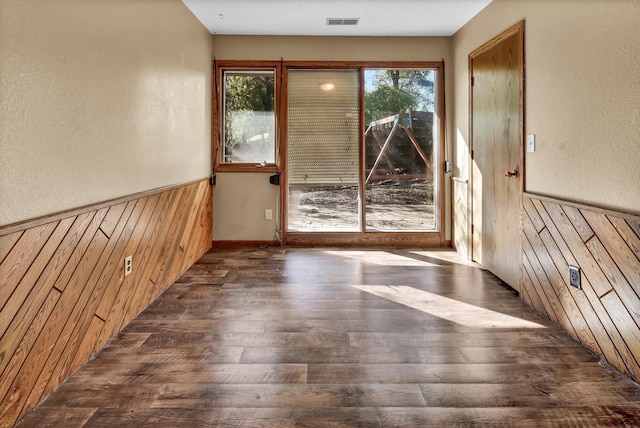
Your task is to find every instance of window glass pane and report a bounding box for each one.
[287,70,360,231]
[223,71,275,163]
[364,69,438,231]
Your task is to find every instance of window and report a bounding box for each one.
[217,66,277,169]
[213,61,444,245]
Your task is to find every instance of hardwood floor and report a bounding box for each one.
[16,247,640,427]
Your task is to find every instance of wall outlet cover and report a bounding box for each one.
[569,265,581,289]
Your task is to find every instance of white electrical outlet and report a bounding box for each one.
[527,134,536,152]
[124,255,133,276]
[265,209,273,220]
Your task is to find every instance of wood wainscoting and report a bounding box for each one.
[452,177,469,258]
[0,179,212,427]
[521,192,640,382]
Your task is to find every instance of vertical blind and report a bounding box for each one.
[287,70,359,185]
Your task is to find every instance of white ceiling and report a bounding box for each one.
[181,0,493,37]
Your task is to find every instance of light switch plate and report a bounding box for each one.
[527,134,536,152]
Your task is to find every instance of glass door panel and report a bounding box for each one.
[287,70,360,231]
[364,69,438,231]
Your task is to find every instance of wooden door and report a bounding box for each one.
[470,23,524,290]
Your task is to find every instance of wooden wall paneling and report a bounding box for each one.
[540,229,613,355]
[626,219,640,240]
[104,192,161,337]
[582,210,640,299]
[610,217,640,259]
[521,253,546,313]
[0,209,108,423]
[115,190,181,331]
[562,205,595,242]
[522,230,573,333]
[149,185,196,288]
[52,210,109,293]
[93,199,149,324]
[600,292,640,369]
[0,222,59,309]
[0,179,213,427]
[0,213,95,402]
[0,218,73,350]
[174,181,208,278]
[22,221,111,417]
[535,198,639,379]
[98,202,128,238]
[98,195,159,340]
[542,201,614,297]
[521,193,640,385]
[68,315,106,377]
[125,190,177,322]
[452,179,468,257]
[525,218,602,352]
[0,288,61,417]
[522,194,545,233]
[0,231,23,265]
[521,206,569,328]
[52,203,139,385]
[587,237,640,317]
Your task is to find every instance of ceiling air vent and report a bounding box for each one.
[326,18,359,26]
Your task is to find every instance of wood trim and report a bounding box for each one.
[283,232,443,247]
[283,61,444,69]
[468,21,526,60]
[0,179,213,426]
[214,164,279,173]
[0,178,211,237]
[452,177,468,183]
[212,240,280,248]
[435,61,446,243]
[524,192,640,221]
[213,61,282,172]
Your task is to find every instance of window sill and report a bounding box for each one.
[215,164,278,173]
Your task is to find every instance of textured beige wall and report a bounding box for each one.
[213,173,280,241]
[452,0,640,214]
[212,35,453,240]
[0,0,212,226]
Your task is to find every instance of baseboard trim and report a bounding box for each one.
[212,240,281,248]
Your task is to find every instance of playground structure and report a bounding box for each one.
[365,111,434,184]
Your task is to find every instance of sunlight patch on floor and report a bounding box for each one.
[324,250,440,267]
[409,250,483,267]
[353,285,546,329]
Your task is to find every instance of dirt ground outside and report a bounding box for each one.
[287,179,435,231]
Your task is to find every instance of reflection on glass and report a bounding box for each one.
[364,69,437,230]
[287,70,360,231]
[223,71,275,163]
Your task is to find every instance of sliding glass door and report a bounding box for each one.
[287,70,360,231]
[285,65,441,239]
[364,69,437,231]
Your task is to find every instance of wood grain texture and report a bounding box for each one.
[521,193,640,383]
[470,22,523,290]
[17,247,640,427]
[0,179,212,428]
[452,178,469,258]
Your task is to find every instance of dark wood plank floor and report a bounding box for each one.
[17,247,640,427]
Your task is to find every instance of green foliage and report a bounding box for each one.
[223,73,275,162]
[364,69,434,125]
[365,86,416,125]
[224,73,274,112]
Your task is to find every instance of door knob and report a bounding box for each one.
[504,170,518,178]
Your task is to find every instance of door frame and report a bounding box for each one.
[281,61,447,247]
[468,21,525,281]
